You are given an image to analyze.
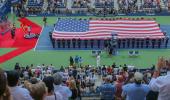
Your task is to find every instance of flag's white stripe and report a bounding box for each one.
[90,20,156,23]
[90,25,159,28]
[89,24,158,27]
[88,30,161,33]
[52,36,112,39]
[53,33,111,37]
[117,36,165,39]
[53,31,87,34]
[89,27,160,31]
[118,33,164,36]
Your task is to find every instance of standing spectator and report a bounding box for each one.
[43,76,63,100]
[72,67,77,79]
[14,62,20,71]
[0,69,12,100]
[53,72,72,100]
[122,72,150,100]
[149,58,170,100]
[99,75,116,100]
[69,80,78,100]
[7,70,33,100]
[115,75,124,100]
[24,81,47,100]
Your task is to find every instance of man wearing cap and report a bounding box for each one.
[99,75,116,100]
[122,72,150,100]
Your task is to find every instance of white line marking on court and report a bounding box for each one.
[34,26,44,51]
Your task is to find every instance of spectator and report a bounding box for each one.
[69,80,78,100]
[14,62,20,71]
[25,81,47,100]
[7,70,33,100]
[72,67,77,79]
[114,75,124,100]
[0,69,12,100]
[43,76,63,100]
[122,72,150,100]
[149,58,170,100]
[53,72,72,100]
[99,75,116,100]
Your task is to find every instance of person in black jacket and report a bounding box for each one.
[132,38,135,48]
[72,39,76,48]
[78,39,81,48]
[165,36,169,48]
[152,39,156,48]
[62,39,65,48]
[127,39,130,48]
[141,39,144,48]
[67,40,71,48]
[118,39,121,48]
[146,38,150,48]
[57,39,61,48]
[84,40,88,48]
[90,39,94,48]
[11,24,16,39]
[158,39,161,48]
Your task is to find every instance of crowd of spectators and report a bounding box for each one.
[23,0,170,15]
[0,0,6,8]
[0,15,11,34]
[1,57,170,100]
[95,0,114,7]
[117,0,138,14]
[72,0,91,8]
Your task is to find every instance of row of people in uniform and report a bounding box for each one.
[49,36,169,49]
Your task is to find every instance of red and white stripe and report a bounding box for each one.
[52,20,165,40]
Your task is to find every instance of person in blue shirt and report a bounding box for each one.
[99,75,116,100]
[122,72,150,100]
[74,55,79,66]
[7,70,33,100]
[53,72,72,100]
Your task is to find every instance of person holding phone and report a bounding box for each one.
[149,57,170,100]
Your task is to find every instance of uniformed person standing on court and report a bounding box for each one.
[11,24,16,39]
[165,36,169,48]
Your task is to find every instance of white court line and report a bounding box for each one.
[34,26,44,51]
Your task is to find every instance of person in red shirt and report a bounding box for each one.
[107,66,113,74]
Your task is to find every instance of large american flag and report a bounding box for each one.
[52,19,165,40]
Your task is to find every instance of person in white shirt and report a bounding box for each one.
[149,58,170,100]
[7,70,33,100]
[53,72,72,100]
[96,54,101,67]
